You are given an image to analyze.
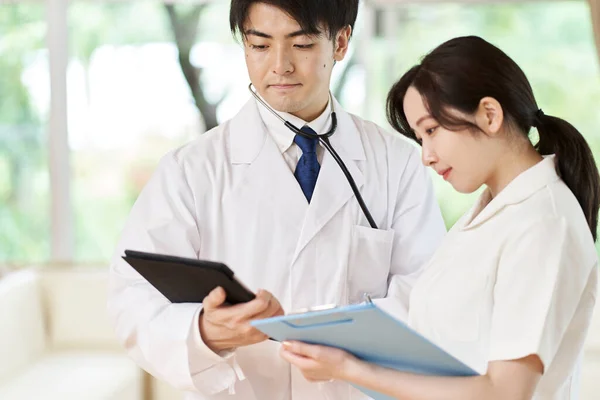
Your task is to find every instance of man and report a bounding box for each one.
[107,1,445,399]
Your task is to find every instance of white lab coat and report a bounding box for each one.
[108,97,446,400]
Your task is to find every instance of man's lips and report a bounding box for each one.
[269,84,301,89]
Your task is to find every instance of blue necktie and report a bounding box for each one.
[294,127,321,203]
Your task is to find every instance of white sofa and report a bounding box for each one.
[0,268,143,400]
[0,266,598,400]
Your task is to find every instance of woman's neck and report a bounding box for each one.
[486,145,543,199]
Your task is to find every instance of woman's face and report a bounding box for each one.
[402,86,501,194]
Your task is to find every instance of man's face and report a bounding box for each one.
[243,3,351,122]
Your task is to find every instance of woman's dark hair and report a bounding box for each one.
[229,0,359,40]
[387,35,600,240]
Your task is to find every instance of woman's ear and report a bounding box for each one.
[475,97,504,136]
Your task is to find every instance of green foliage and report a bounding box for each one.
[2,1,600,263]
[0,4,48,263]
[363,1,600,231]
[69,2,171,62]
[0,5,44,124]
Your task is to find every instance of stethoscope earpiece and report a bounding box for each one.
[248,84,336,140]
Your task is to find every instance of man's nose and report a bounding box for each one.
[272,46,294,75]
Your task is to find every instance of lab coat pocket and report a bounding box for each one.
[347,225,394,304]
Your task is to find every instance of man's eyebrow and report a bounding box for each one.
[286,30,311,38]
[244,29,313,39]
[244,29,272,39]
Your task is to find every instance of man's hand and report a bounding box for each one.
[199,286,284,353]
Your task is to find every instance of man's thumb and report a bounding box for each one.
[203,286,226,309]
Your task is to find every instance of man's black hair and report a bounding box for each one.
[230,0,359,39]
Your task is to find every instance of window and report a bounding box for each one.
[0,4,50,263]
[3,1,600,263]
[67,2,245,261]
[354,1,600,229]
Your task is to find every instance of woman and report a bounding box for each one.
[280,36,600,400]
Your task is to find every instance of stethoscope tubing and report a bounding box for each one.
[249,84,378,229]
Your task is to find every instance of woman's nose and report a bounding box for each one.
[421,142,438,167]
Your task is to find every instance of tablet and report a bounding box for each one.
[122,250,256,305]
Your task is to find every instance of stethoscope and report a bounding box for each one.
[249,84,378,229]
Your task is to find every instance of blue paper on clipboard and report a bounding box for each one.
[251,302,479,400]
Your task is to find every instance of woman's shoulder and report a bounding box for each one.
[508,181,597,266]
[526,179,590,234]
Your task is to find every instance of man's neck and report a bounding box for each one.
[290,93,331,122]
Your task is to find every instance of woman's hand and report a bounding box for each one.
[280,341,359,382]
[281,341,543,400]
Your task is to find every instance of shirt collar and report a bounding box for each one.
[461,155,560,230]
[255,93,333,154]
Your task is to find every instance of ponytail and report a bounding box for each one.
[534,111,600,241]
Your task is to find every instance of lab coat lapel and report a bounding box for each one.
[292,102,366,264]
[228,99,309,232]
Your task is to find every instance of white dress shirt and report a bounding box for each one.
[255,94,332,171]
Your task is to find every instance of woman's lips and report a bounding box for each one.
[440,168,452,181]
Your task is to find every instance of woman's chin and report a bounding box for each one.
[451,181,482,195]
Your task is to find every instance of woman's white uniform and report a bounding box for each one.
[107,97,446,400]
[409,156,598,399]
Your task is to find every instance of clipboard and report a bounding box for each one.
[251,300,479,400]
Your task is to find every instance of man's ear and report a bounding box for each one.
[333,26,352,62]
[475,97,504,136]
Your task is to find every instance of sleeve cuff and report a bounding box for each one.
[488,339,549,370]
[190,306,236,363]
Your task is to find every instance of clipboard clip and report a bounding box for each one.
[287,303,338,316]
[286,293,374,316]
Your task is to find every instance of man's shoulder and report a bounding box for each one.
[170,120,232,165]
[346,111,415,149]
[343,111,418,164]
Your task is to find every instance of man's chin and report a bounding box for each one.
[264,98,302,115]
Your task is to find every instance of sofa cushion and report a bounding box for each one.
[152,377,184,400]
[41,268,121,349]
[0,350,142,400]
[0,270,46,381]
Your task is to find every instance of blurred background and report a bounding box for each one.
[1,0,599,399]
